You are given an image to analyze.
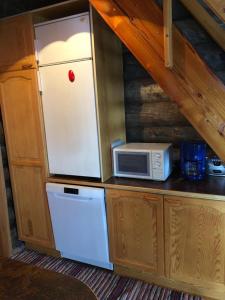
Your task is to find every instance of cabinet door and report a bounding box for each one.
[164,195,225,289]
[106,189,164,275]
[11,165,53,247]
[0,69,54,248]
[0,14,36,72]
[0,70,44,164]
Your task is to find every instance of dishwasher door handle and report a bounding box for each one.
[54,193,93,202]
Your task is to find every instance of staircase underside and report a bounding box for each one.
[90,0,225,161]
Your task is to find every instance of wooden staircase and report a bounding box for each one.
[90,0,225,161]
[204,0,225,23]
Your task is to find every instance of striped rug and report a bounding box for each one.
[12,249,201,300]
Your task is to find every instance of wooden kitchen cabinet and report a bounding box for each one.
[0,69,54,248]
[164,195,225,294]
[0,14,36,73]
[106,189,164,275]
[10,165,53,246]
[0,70,44,163]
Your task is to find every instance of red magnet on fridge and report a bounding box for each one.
[68,70,75,82]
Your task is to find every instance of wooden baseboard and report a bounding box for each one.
[25,242,60,258]
[115,265,223,300]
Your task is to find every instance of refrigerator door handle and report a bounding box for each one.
[34,39,39,64]
[37,70,43,94]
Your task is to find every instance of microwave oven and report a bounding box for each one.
[113,143,172,181]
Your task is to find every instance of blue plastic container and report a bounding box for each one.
[180,141,207,180]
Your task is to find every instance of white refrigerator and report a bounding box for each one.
[35,13,101,178]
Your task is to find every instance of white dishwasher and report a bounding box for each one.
[46,183,113,270]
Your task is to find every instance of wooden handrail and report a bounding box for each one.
[180,0,225,52]
[204,0,225,23]
[163,0,173,68]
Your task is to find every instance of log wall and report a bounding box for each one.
[123,47,201,146]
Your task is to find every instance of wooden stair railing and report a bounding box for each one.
[204,0,225,23]
[89,0,225,161]
[180,0,225,52]
[163,0,173,68]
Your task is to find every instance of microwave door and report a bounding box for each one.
[115,151,152,179]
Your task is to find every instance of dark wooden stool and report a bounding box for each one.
[0,258,97,300]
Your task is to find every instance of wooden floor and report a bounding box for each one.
[0,258,97,300]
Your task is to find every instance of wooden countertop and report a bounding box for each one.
[47,172,225,201]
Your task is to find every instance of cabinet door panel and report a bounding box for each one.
[106,189,164,275]
[0,70,43,163]
[165,196,225,286]
[11,165,53,247]
[0,15,36,72]
[0,69,54,248]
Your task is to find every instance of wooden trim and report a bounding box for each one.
[90,6,126,182]
[11,160,43,167]
[204,0,225,23]
[115,264,224,300]
[0,150,12,257]
[163,0,173,68]
[0,0,88,21]
[47,176,225,202]
[26,242,60,258]
[180,0,225,52]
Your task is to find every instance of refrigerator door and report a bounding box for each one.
[35,12,92,66]
[40,60,101,177]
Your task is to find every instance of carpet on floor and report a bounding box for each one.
[11,249,201,300]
